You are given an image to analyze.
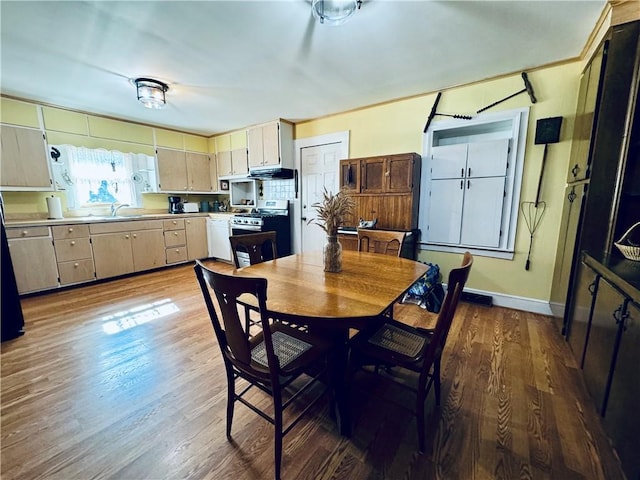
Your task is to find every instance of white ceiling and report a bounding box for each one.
[1,1,606,137]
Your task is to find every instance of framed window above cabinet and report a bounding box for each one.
[419,107,529,259]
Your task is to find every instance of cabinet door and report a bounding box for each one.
[361,157,386,194]
[217,150,233,177]
[460,176,505,247]
[231,148,248,175]
[0,125,52,189]
[431,144,467,180]
[185,217,208,260]
[92,232,134,279]
[467,139,509,178]
[186,152,212,192]
[603,301,640,480]
[582,277,625,414]
[387,154,414,193]
[131,229,165,271]
[8,237,58,293]
[262,122,280,167]
[247,126,264,168]
[340,159,360,192]
[426,178,464,244]
[566,261,598,366]
[157,148,188,191]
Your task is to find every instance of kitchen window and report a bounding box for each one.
[420,108,529,259]
[50,144,156,210]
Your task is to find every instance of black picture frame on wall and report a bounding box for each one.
[220,180,229,191]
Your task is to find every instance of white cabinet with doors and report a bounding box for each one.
[426,139,509,248]
[0,124,53,190]
[247,120,294,171]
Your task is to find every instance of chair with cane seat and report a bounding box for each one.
[194,260,333,480]
[349,252,473,453]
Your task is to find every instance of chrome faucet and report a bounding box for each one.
[110,202,130,217]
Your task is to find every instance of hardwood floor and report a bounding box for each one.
[1,261,626,480]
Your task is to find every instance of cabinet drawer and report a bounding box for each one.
[163,219,185,231]
[166,246,188,264]
[58,259,95,285]
[164,229,186,247]
[54,238,92,262]
[52,224,90,239]
[6,226,50,239]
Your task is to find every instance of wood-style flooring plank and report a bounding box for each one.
[1,261,626,480]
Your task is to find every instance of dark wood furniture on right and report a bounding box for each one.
[558,18,640,480]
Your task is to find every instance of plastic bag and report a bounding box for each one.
[401,262,445,313]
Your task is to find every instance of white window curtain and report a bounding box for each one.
[53,145,142,209]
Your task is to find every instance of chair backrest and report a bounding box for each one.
[419,252,473,384]
[229,231,278,268]
[357,229,406,257]
[194,260,277,379]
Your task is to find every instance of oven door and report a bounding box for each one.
[231,226,276,267]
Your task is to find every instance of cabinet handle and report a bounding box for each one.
[468,167,471,177]
[172,221,177,225]
[70,241,76,246]
[461,168,464,178]
[133,234,137,239]
[125,234,130,239]
[175,249,179,253]
[74,262,79,268]
[22,230,28,236]
[384,170,390,177]
[467,180,470,189]
[68,227,74,233]
[568,188,577,203]
[174,232,178,236]
[571,164,579,178]
[588,281,596,295]
[460,180,463,189]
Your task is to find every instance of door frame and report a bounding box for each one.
[293,131,350,253]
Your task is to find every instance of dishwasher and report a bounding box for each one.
[207,216,232,262]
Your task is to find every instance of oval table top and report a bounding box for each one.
[235,250,428,329]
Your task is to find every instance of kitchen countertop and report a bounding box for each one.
[5,212,214,228]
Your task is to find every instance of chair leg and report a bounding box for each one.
[273,389,283,480]
[416,391,426,454]
[433,358,441,406]
[226,369,235,440]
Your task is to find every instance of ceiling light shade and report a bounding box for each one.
[312,0,361,26]
[134,77,168,109]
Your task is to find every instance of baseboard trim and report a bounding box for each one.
[454,286,554,315]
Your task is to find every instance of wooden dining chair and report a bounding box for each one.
[229,232,278,334]
[229,231,278,268]
[194,260,333,480]
[357,228,406,257]
[349,252,473,453]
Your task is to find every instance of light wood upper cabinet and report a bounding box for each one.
[157,148,188,192]
[217,150,233,177]
[157,148,214,192]
[247,120,293,170]
[0,125,53,190]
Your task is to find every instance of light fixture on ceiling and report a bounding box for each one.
[134,77,169,109]
[311,0,362,26]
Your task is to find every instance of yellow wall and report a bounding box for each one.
[296,62,582,302]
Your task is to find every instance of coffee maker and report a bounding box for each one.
[168,196,183,214]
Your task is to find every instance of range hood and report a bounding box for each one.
[248,167,295,180]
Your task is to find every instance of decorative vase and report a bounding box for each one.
[323,235,343,273]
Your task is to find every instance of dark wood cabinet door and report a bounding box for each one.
[582,277,625,415]
[387,154,414,193]
[567,261,598,366]
[603,301,640,480]
[339,159,360,192]
[361,157,386,194]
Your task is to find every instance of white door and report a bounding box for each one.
[300,143,342,252]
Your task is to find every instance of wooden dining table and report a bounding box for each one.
[236,249,429,435]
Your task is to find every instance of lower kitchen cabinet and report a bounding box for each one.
[131,230,165,271]
[6,226,58,293]
[185,217,207,260]
[52,225,95,285]
[163,218,187,264]
[603,300,640,479]
[91,232,134,279]
[566,261,599,366]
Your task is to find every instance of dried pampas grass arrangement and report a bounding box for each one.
[308,187,355,236]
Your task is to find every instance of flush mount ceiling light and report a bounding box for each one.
[134,77,169,109]
[312,0,362,26]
